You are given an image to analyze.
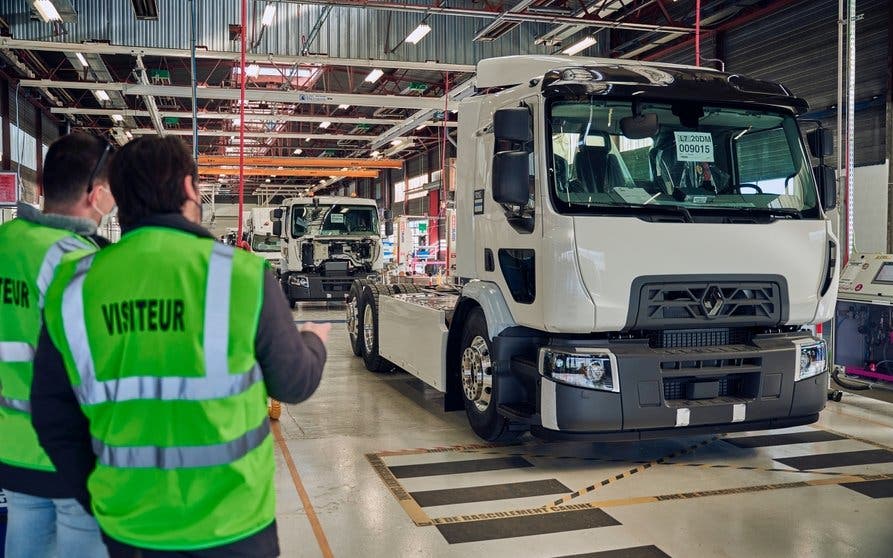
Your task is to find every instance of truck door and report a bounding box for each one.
[476,97,544,329]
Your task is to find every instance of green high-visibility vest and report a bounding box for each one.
[43,226,273,551]
[0,218,95,471]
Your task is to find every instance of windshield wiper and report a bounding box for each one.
[698,206,803,220]
[570,202,693,223]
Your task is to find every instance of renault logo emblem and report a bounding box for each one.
[701,285,725,318]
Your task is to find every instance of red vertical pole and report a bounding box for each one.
[237,0,248,242]
[695,0,701,67]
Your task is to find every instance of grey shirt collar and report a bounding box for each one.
[16,202,97,237]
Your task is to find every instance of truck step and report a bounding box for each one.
[498,403,539,424]
[510,356,539,381]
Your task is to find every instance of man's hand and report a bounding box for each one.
[299,322,331,344]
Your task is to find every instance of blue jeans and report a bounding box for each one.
[3,490,108,558]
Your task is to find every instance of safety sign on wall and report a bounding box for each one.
[0,172,17,206]
[674,132,714,162]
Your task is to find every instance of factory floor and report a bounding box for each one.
[275,304,893,557]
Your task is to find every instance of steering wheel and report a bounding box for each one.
[735,183,763,194]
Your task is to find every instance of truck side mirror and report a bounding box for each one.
[493,108,531,143]
[383,209,393,220]
[272,208,283,219]
[272,220,282,236]
[807,128,833,158]
[384,220,394,236]
[814,165,837,211]
[493,151,530,205]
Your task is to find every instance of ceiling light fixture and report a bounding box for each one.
[293,148,302,155]
[93,89,110,103]
[33,0,62,22]
[261,4,276,26]
[562,36,597,56]
[319,121,332,129]
[75,52,89,68]
[365,68,384,83]
[390,139,403,146]
[337,104,350,110]
[111,114,124,123]
[405,23,432,45]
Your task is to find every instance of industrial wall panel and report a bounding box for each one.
[8,1,560,65]
[721,0,888,166]
[6,85,38,137]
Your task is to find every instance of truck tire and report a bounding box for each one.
[346,279,373,357]
[459,307,519,442]
[358,283,394,373]
[393,284,423,295]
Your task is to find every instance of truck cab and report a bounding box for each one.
[245,207,281,271]
[274,196,383,304]
[350,55,839,442]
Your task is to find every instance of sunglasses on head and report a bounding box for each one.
[86,141,113,194]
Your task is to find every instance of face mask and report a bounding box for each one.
[91,187,117,229]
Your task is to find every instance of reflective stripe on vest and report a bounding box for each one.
[92,420,271,469]
[61,243,263,405]
[0,342,34,362]
[37,236,93,309]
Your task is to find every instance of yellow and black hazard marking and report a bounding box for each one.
[365,452,433,526]
[546,436,721,507]
[427,472,893,527]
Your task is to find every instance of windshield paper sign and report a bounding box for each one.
[674,132,714,162]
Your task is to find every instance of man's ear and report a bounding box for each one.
[184,174,199,203]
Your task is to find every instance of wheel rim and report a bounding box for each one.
[461,336,493,412]
[363,304,375,352]
[347,296,358,339]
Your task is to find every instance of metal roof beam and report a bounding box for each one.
[0,37,475,73]
[18,79,453,110]
[370,79,473,150]
[287,0,694,34]
[48,106,456,127]
[129,128,423,141]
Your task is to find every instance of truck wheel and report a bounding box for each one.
[460,308,519,442]
[347,279,372,357]
[358,283,394,373]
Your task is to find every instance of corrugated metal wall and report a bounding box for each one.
[650,0,888,165]
[9,1,561,65]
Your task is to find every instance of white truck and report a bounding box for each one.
[245,207,282,270]
[272,196,384,305]
[348,55,840,442]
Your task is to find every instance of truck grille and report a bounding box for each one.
[634,281,782,328]
[662,373,759,401]
[649,328,753,349]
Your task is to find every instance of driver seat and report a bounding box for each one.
[574,145,610,193]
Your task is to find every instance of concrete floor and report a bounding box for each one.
[274,304,893,557]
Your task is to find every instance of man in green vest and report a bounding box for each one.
[1,132,116,557]
[31,136,329,557]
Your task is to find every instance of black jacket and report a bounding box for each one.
[29,214,326,557]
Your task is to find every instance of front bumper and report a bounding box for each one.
[283,272,360,301]
[530,333,827,437]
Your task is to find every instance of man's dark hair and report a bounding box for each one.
[108,136,197,227]
[41,132,109,207]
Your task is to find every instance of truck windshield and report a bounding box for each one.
[548,100,820,219]
[251,234,280,252]
[291,204,379,237]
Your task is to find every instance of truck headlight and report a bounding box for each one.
[539,348,619,392]
[795,339,827,381]
[288,275,310,288]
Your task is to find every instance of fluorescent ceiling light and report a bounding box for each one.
[33,0,62,22]
[405,23,432,45]
[75,52,89,68]
[370,150,381,157]
[261,4,276,26]
[390,139,403,146]
[111,114,124,123]
[93,90,110,102]
[337,104,350,110]
[293,148,302,155]
[562,36,597,56]
[305,137,311,142]
[265,178,272,183]
[319,121,332,129]
[365,69,384,83]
